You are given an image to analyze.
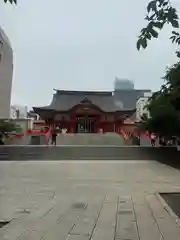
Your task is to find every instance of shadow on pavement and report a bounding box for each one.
[160,193,180,218]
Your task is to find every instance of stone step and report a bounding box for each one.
[0,146,179,162]
[56,133,125,145]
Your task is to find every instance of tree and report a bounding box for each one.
[137,0,180,51]
[0,120,17,136]
[4,0,17,4]
[0,120,18,144]
[138,61,180,137]
[136,0,180,138]
[143,97,180,137]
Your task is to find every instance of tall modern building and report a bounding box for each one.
[136,92,153,121]
[10,105,28,119]
[114,77,134,90]
[0,27,13,118]
[113,77,151,110]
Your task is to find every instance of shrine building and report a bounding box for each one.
[33,89,150,133]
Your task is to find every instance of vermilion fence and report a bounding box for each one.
[8,127,52,145]
[8,127,150,145]
[120,129,151,141]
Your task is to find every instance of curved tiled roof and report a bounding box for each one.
[50,90,118,112]
[33,89,150,114]
[34,90,135,113]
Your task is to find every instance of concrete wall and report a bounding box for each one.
[12,118,33,132]
[5,134,45,145]
[0,146,179,162]
[0,27,13,118]
[5,135,31,145]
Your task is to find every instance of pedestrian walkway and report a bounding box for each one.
[0,160,180,239]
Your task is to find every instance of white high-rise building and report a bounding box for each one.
[10,105,28,119]
[136,92,153,121]
[0,27,13,118]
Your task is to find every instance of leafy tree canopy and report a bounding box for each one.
[139,61,180,137]
[136,0,180,138]
[137,0,180,51]
[4,0,17,4]
[0,119,18,138]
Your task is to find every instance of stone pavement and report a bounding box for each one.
[0,160,180,239]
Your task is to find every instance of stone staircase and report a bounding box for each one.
[1,133,179,164]
[56,133,125,145]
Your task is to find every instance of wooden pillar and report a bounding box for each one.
[96,115,101,133]
[115,121,121,134]
[72,120,76,133]
[70,116,76,133]
[96,117,100,133]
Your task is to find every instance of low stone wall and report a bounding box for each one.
[5,134,46,145]
[5,135,31,145]
[0,146,179,162]
[30,135,45,145]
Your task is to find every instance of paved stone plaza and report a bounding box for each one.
[0,160,180,239]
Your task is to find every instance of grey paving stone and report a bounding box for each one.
[0,160,180,239]
[66,235,90,240]
[115,199,138,240]
[133,197,162,240]
[16,200,74,240]
[115,213,138,240]
[118,198,134,213]
[147,194,180,240]
[91,201,117,240]
[0,196,77,240]
[41,206,88,240]
[0,200,57,240]
[70,202,103,236]
[104,195,118,203]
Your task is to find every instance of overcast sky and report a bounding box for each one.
[0,0,179,108]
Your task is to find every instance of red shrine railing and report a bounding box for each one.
[120,128,151,141]
[8,127,52,145]
[7,121,151,145]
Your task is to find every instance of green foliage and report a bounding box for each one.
[137,114,149,131]
[15,124,23,133]
[4,0,17,4]
[137,0,179,50]
[138,62,180,137]
[146,95,180,136]
[137,1,180,137]
[141,112,180,136]
[0,120,17,139]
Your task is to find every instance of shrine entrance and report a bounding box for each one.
[76,116,97,133]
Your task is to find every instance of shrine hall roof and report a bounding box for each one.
[33,89,150,113]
